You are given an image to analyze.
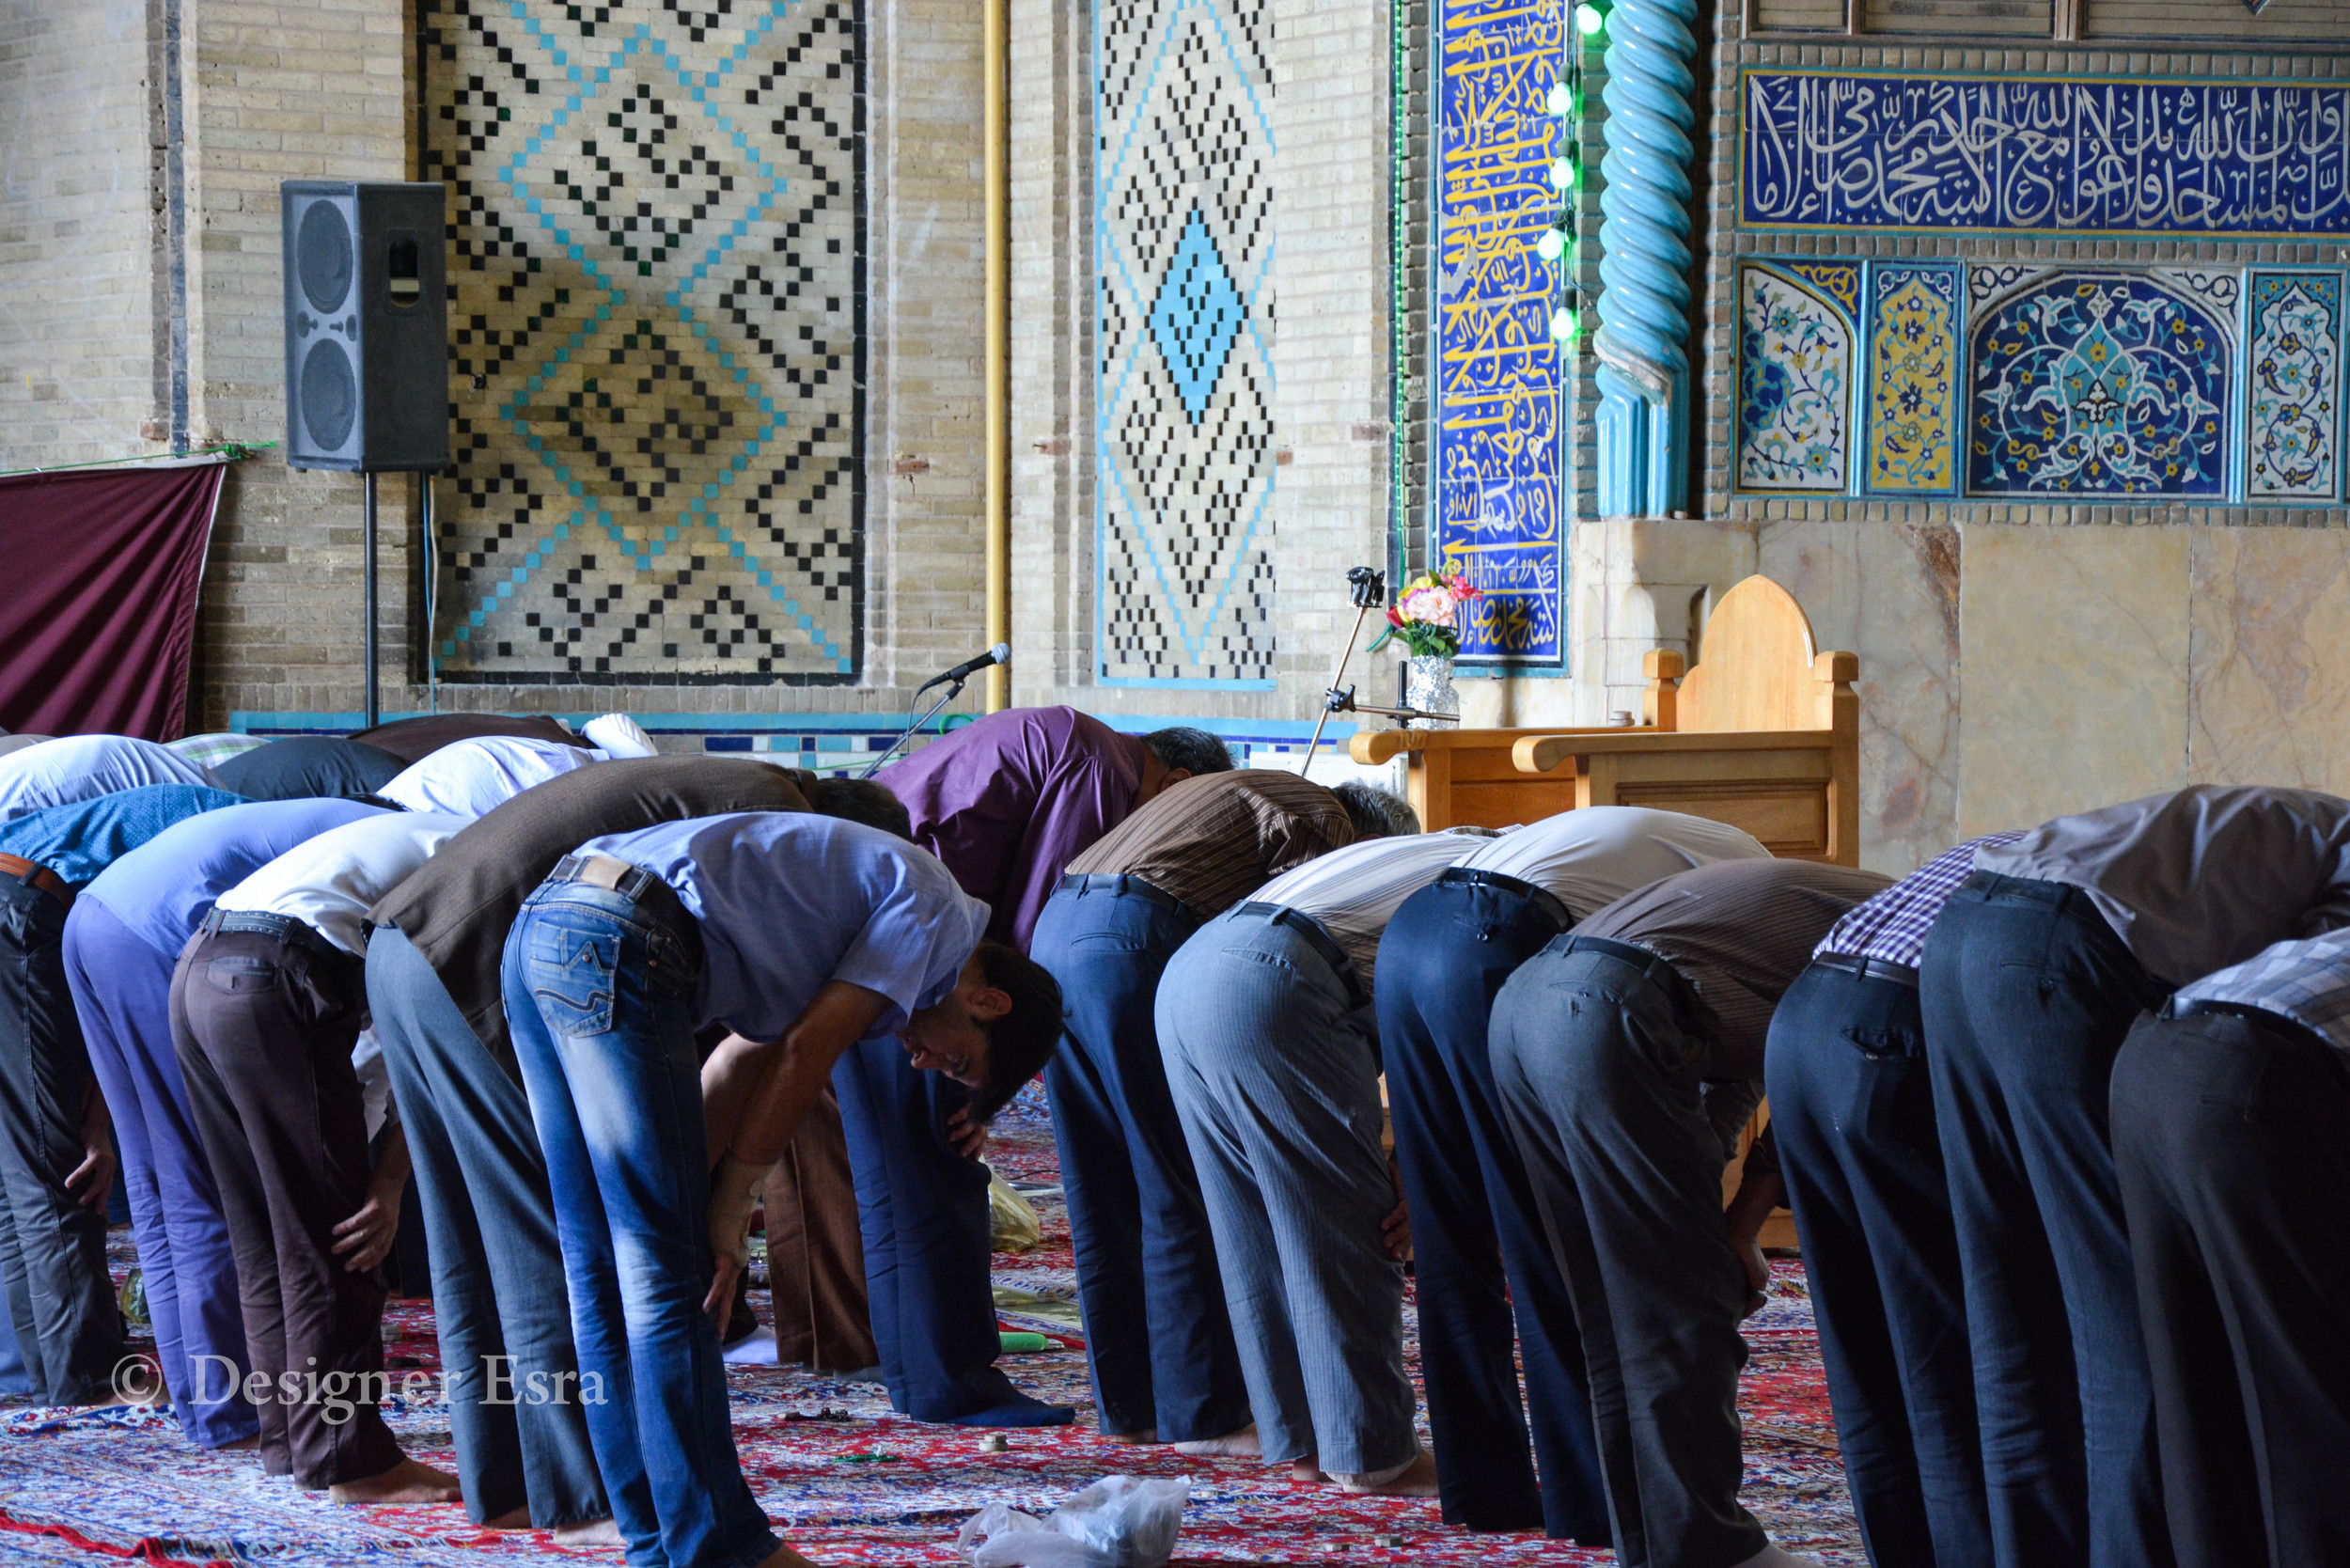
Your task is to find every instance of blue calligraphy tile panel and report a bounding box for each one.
[1431,0,1565,665]
[1967,272,2231,497]
[1743,71,2350,237]
[1735,260,1856,494]
[2247,271,2344,502]
[1095,0,1277,687]
[423,0,865,683]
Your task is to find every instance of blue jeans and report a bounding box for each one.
[1919,874,2173,1568]
[1766,960,1990,1568]
[1032,880,1246,1443]
[505,881,777,1568]
[1375,875,1604,1541]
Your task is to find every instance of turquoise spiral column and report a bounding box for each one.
[1591,0,1698,517]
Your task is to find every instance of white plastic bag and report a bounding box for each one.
[956,1476,1190,1568]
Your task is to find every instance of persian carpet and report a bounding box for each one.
[0,1085,1862,1564]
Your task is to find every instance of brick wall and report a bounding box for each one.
[0,0,164,467]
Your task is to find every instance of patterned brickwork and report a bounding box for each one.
[1094,0,1277,687]
[423,0,865,684]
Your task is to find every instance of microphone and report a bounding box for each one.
[919,642,1010,693]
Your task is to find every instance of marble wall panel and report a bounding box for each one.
[1958,524,2190,837]
[2188,526,2350,792]
[1759,519,1961,873]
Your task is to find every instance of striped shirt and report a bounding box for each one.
[1816,832,2025,968]
[1576,858,1892,1080]
[1253,829,1490,985]
[2172,929,2350,1056]
[1064,769,1354,922]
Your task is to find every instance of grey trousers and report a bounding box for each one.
[1155,906,1418,1477]
[1490,942,1767,1568]
[368,928,608,1529]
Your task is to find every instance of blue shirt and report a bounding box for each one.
[579,812,989,1041]
[83,797,388,956]
[0,735,215,823]
[0,785,246,887]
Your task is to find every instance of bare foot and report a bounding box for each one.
[329,1457,464,1506]
[752,1544,819,1568]
[216,1436,262,1451]
[485,1506,532,1529]
[1174,1424,1260,1458]
[1102,1428,1160,1444]
[1338,1450,1439,1497]
[1289,1454,1327,1483]
[555,1516,625,1546]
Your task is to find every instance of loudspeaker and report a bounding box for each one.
[282,180,450,472]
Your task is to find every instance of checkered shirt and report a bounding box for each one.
[2173,928,2350,1055]
[169,732,270,771]
[1813,832,2027,968]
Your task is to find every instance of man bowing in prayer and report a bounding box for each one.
[502,810,1067,1568]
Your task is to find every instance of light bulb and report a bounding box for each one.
[1550,158,1574,191]
[1576,4,1606,36]
[1551,306,1578,342]
[1536,228,1566,262]
[1546,82,1572,117]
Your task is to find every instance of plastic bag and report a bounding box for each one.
[988,1171,1042,1253]
[957,1475,1190,1568]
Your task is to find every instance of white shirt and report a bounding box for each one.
[580,713,658,758]
[1253,830,1488,981]
[214,812,469,1141]
[214,812,471,956]
[375,736,604,817]
[1458,808,1773,921]
[0,735,214,822]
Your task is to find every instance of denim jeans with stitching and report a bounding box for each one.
[505,880,777,1568]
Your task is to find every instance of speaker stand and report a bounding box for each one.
[362,470,380,729]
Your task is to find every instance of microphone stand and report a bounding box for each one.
[860,676,967,779]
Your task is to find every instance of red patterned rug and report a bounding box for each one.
[0,1086,1861,1564]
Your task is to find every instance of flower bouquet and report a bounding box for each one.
[1369,569,1480,727]
[1367,569,1482,657]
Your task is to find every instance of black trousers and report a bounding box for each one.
[173,923,403,1488]
[0,877,120,1403]
[1491,939,1766,1568]
[1765,960,1990,1568]
[2112,1008,2350,1568]
[1375,874,1604,1541]
[1919,874,2173,1568]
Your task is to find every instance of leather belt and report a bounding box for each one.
[1232,902,1367,1009]
[1812,952,1920,990]
[1436,867,1574,932]
[1552,933,1699,1016]
[198,908,352,965]
[1058,871,1191,919]
[0,854,72,910]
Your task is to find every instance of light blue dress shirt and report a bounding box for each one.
[0,784,245,886]
[0,735,216,823]
[580,812,990,1042]
[82,797,388,956]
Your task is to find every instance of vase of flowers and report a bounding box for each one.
[1370,568,1481,729]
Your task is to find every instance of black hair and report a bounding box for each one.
[967,938,1066,1122]
[1331,780,1420,839]
[1141,727,1234,778]
[807,776,914,841]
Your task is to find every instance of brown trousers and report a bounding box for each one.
[173,924,404,1489]
[764,1085,876,1372]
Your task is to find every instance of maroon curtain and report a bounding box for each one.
[0,462,223,742]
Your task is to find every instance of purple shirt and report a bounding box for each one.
[876,706,1146,952]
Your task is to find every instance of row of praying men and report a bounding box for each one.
[0,705,2334,1568]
